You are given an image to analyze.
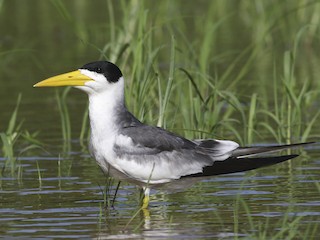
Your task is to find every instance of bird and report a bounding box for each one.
[34,61,313,208]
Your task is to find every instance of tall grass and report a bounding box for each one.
[258,27,320,143]
[82,0,319,146]
[55,87,71,152]
[0,94,42,177]
[157,36,176,128]
[46,1,320,146]
[0,94,22,176]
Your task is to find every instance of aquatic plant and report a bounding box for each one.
[0,94,42,177]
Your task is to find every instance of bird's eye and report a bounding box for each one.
[96,67,102,73]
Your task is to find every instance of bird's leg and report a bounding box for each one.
[142,187,150,209]
[111,181,121,208]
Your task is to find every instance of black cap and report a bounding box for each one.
[81,61,123,83]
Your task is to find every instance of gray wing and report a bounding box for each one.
[117,125,196,154]
[116,125,239,156]
[113,124,238,183]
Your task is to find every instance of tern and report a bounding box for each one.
[34,61,312,208]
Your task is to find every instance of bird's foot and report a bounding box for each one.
[142,195,149,209]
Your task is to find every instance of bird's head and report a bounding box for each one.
[34,61,123,94]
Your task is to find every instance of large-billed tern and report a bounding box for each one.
[34,61,312,208]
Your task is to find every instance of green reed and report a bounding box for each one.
[0,94,42,177]
[157,36,176,128]
[0,94,22,175]
[55,87,72,152]
[47,0,320,147]
[79,102,89,146]
[258,32,320,143]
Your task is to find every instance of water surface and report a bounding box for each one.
[1,142,319,238]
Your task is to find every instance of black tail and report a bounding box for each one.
[189,154,299,177]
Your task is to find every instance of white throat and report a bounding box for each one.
[88,77,125,140]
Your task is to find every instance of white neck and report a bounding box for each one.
[87,77,125,140]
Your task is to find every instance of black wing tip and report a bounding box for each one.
[187,154,301,178]
[273,154,299,161]
[291,141,316,146]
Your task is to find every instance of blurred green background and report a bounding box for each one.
[1,0,320,144]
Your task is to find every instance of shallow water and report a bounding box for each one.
[1,142,319,239]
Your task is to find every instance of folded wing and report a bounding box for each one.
[114,124,312,182]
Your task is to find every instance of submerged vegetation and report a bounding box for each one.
[1,0,320,238]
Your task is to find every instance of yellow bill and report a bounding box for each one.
[33,70,93,87]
